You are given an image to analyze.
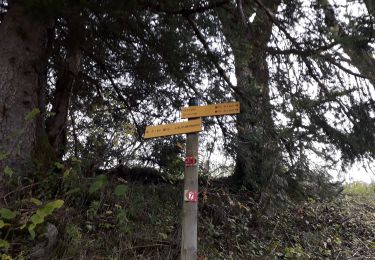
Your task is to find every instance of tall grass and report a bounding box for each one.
[343,181,375,196]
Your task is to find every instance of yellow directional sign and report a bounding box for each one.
[181,102,240,119]
[144,119,202,139]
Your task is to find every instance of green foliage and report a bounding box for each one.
[28,199,64,239]
[0,151,9,161]
[89,175,108,194]
[344,182,375,196]
[0,171,366,259]
[3,166,14,177]
[0,240,10,249]
[284,244,306,258]
[0,197,64,258]
[0,208,17,220]
[114,185,127,197]
[116,208,129,234]
[87,200,101,220]
[61,224,83,257]
[61,166,82,201]
[24,108,40,121]
[146,138,184,180]
[1,254,12,260]
[54,162,64,170]
[30,198,43,206]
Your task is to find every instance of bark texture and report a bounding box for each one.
[46,12,82,158]
[218,0,281,189]
[0,2,48,195]
[46,49,81,157]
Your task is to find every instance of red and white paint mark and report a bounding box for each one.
[185,156,197,167]
[184,190,198,202]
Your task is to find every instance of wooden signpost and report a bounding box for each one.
[144,100,240,260]
[181,101,240,119]
[144,119,202,139]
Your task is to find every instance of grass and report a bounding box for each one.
[1,176,375,259]
[343,181,375,196]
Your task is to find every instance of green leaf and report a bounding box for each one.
[28,199,64,237]
[28,223,36,239]
[63,169,72,178]
[30,213,44,225]
[25,108,40,121]
[1,253,12,260]
[35,208,47,219]
[0,239,10,249]
[0,151,9,161]
[64,187,81,196]
[0,220,4,228]
[114,185,128,197]
[37,199,64,217]
[89,174,108,194]
[3,166,14,177]
[47,199,64,209]
[0,208,16,220]
[54,162,64,169]
[30,198,42,206]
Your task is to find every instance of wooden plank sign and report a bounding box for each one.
[144,119,202,139]
[181,101,240,119]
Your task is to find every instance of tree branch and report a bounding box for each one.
[146,0,230,16]
[266,43,337,56]
[318,0,375,87]
[85,51,143,139]
[184,14,240,96]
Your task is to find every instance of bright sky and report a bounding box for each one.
[343,163,374,183]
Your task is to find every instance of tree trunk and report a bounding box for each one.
[46,13,82,158]
[45,51,81,158]
[0,2,49,195]
[218,0,281,190]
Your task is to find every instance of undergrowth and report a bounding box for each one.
[1,170,374,259]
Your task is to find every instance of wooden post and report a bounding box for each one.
[181,98,199,260]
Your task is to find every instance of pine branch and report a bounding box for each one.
[266,43,337,56]
[146,0,230,16]
[318,54,368,79]
[84,50,144,140]
[255,0,373,86]
[317,0,375,87]
[184,14,239,95]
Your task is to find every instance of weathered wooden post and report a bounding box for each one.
[181,98,200,260]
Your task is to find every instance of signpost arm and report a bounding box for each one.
[181,98,200,260]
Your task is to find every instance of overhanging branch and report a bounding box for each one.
[184,14,240,97]
[146,0,229,16]
[84,50,143,140]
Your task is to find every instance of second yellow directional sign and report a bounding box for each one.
[181,101,240,119]
[144,119,202,139]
